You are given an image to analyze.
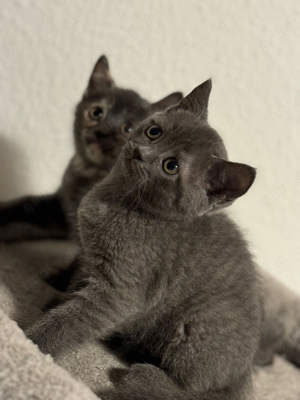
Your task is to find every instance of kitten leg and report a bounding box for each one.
[25,295,90,356]
[0,193,68,242]
[25,284,139,356]
[99,364,253,400]
[101,306,256,400]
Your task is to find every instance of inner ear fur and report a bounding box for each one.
[178,79,212,119]
[205,158,256,204]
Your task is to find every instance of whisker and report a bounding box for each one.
[119,177,142,200]
[132,179,148,212]
[127,179,144,211]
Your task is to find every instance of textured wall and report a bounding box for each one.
[1,0,300,294]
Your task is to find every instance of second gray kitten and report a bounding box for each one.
[0,55,182,241]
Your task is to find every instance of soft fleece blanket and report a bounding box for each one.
[0,240,300,400]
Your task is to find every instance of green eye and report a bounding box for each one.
[146,125,162,140]
[89,106,103,120]
[163,158,179,175]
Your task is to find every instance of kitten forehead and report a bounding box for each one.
[111,89,148,114]
[144,111,225,150]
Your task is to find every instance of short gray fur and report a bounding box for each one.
[26,80,263,399]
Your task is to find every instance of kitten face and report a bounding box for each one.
[122,80,256,217]
[74,56,183,167]
[75,87,149,167]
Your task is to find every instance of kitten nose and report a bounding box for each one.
[133,147,143,161]
[133,146,152,162]
[95,130,108,140]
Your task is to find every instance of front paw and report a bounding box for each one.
[98,367,145,400]
[25,317,61,356]
[98,365,174,400]
[25,324,50,354]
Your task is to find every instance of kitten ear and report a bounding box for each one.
[85,55,115,96]
[205,158,256,206]
[150,92,183,112]
[178,79,212,119]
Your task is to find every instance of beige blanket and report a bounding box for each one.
[0,241,300,399]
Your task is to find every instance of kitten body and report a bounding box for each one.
[26,81,262,399]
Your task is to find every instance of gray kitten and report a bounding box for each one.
[26,80,262,399]
[0,55,182,241]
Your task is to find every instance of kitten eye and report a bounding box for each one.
[120,123,133,135]
[146,125,162,140]
[89,106,103,120]
[163,158,179,175]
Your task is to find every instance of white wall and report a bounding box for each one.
[1,0,300,294]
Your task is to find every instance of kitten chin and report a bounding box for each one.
[85,142,105,165]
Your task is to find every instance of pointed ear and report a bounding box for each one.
[178,79,212,119]
[150,92,183,112]
[205,159,256,206]
[85,55,115,96]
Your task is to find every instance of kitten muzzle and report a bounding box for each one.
[132,147,143,161]
[86,132,116,152]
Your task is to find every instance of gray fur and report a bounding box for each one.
[26,80,262,399]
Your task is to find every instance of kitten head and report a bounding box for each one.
[120,79,256,218]
[74,55,183,167]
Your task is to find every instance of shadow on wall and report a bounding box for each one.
[0,135,29,201]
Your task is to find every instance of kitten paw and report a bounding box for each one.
[102,364,177,400]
